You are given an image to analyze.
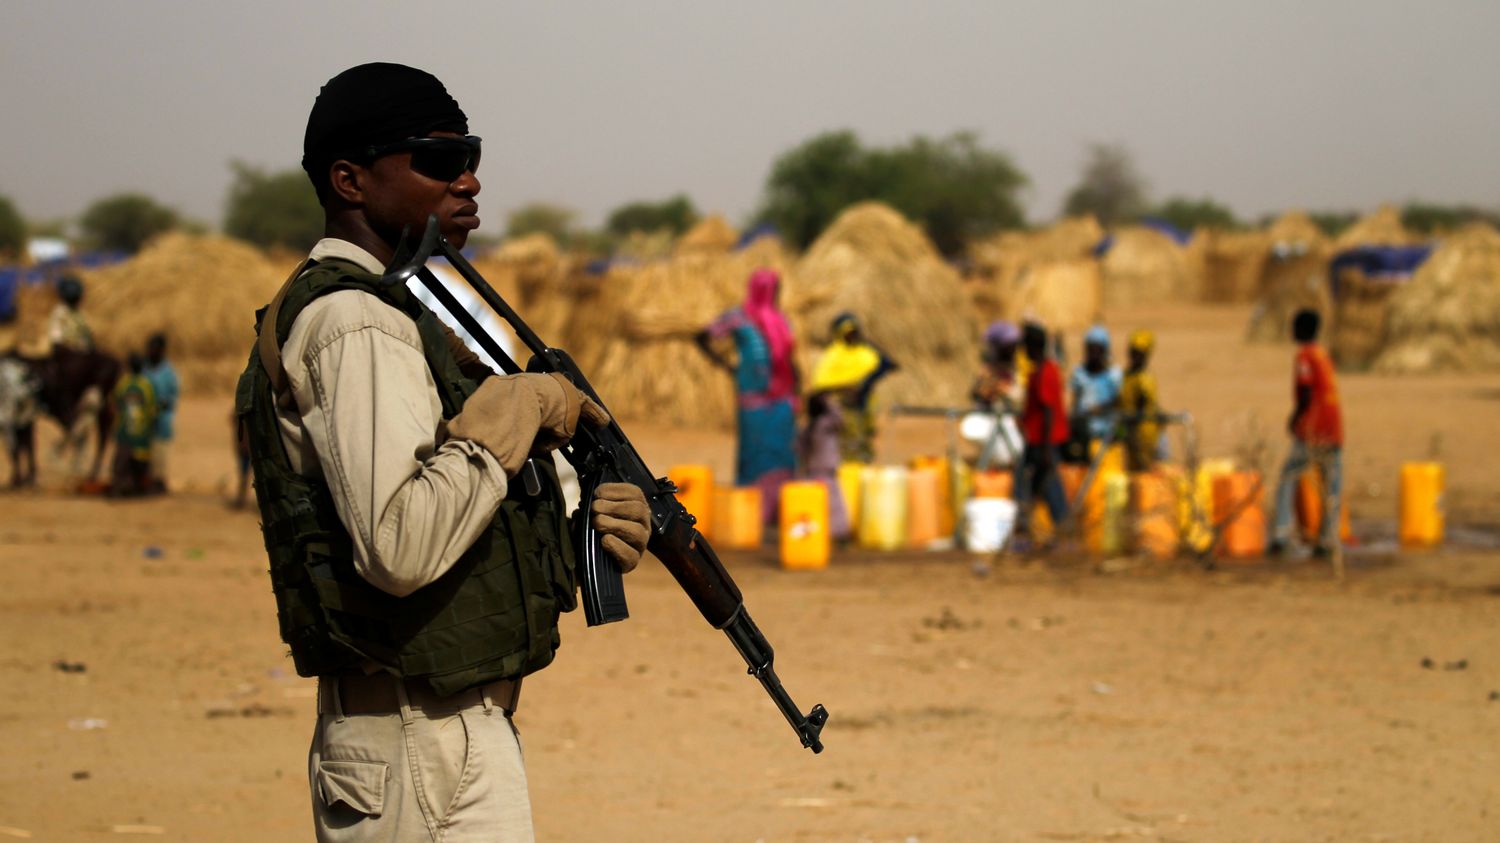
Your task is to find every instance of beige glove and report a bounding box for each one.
[591,482,651,572]
[446,373,608,476]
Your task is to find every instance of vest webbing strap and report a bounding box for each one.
[256,258,311,407]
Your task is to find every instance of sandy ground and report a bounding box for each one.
[2,302,1498,841]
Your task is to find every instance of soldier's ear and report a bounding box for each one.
[327,160,367,206]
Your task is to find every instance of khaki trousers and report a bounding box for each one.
[309,680,535,842]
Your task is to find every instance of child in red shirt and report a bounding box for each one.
[1270,309,1344,556]
[1012,322,1070,548]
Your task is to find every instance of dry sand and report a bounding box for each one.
[2,302,1498,842]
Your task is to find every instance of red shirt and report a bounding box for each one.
[1022,359,1069,445]
[1294,344,1343,447]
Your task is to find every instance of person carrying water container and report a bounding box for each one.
[809,312,898,463]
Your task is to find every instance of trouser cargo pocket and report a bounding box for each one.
[317,760,389,817]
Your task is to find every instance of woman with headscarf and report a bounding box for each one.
[695,268,799,522]
[809,312,898,463]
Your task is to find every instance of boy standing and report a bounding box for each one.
[1270,309,1344,556]
[1013,322,1070,549]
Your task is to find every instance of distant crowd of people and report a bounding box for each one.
[697,266,1344,557]
[0,274,178,495]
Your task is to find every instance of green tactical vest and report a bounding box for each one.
[234,258,577,697]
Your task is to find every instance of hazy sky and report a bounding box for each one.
[3,1,1497,238]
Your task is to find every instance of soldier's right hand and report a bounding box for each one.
[445,373,608,476]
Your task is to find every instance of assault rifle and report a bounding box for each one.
[381,216,828,753]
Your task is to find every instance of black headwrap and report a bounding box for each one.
[301,62,468,199]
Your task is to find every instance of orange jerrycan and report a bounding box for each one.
[711,486,763,550]
[1132,470,1180,560]
[1399,462,1444,547]
[911,455,956,537]
[837,462,866,535]
[973,469,1013,499]
[906,467,944,549]
[667,464,713,539]
[1295,469,1352,544]
[1213,471,1266,560]
[779,481,830,570]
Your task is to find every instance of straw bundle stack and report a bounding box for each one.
[81,233,287,392]
[966,216,1103,322]
[7,281,58,357]
[673,215,739,256]
[581,237,797,428]
[469,233,567,345]
[1374,222,1500,373]
[1005,259,1103,333]
[1100,226,1197,309]
[613,229,675,261]
[1248,211,1333,342]
[795,202,978,410]
[1334,205,1415,250]
[1329,268,1398,369]
[1199,229,1270,303]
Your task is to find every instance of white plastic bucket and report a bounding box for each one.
[963,497,1018,553]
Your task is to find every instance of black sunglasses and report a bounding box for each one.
[359,135,482,182]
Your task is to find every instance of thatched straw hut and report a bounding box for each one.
[1333,205,1414,250]
[796,202,979,410]
[1248,211,1333,342]
[580,237,796,428]
[81,233,287,392]
[1198,229,1270,303]
[1100,226,1198,309]
[673,215,739,256]
[1327,208,1429,368]
[1373,222,1500,373]
[966,216,1103,327]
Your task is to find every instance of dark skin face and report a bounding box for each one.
[1085,341,1108,373]
[323,131,481,266]
[1128,347,1149,372]
[146,338,166,365]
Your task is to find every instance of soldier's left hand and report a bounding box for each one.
[591,482,650,573]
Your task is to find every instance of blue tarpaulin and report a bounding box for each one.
[1328,245,1432,298]
[1091,219,1190,258]
[0,268,20,321]
[735,222,780,250]
[0,250,130,323]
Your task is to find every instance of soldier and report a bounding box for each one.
[236,63,652,842]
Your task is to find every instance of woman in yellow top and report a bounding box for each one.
[809,312,898,462]
[1118,329,1161,472]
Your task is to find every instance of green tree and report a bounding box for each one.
[755,130,869,251]
[1148,196,1239,231]
[25,217,69,239]
[754,130,1027,255]
[1400,202,1500,236]
[606,194,700,237]
[505,202,577,243]
[0,195,24,258]
[1308,211,1358,239]
[1062,143,1148,227]
[78,193,178,254]
[223,161,324,250]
